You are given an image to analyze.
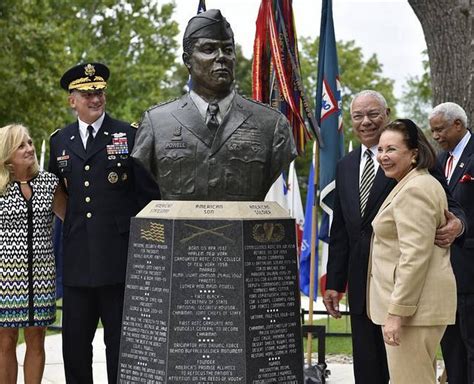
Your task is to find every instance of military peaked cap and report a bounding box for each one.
[183,9,234,41]
[60,62,109,92]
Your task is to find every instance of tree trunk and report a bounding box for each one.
[408,0,474,124]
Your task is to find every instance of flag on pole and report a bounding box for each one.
[265,172,289,211]
[315,0,344,297]
[287,161,304,251]
[299,143,317,296]
[265,162,304,252]
[197,0,206,13]
[253,0,321,153]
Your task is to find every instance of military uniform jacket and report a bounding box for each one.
[49,114,142,287]
[131,93,297,201]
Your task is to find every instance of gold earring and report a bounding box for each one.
[411,158,417,165]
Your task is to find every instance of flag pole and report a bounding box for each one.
[306,0,343,366]
[306,141,319,366]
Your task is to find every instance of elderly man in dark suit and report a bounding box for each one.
[49,62,159,383]
[430,102,474,384]
[323,90,465,384]
[132,9,297,201]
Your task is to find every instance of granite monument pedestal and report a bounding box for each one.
[118,201,303,383]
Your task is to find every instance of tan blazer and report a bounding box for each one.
[367,168,456,326]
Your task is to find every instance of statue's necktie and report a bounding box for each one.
[206,102,219,135]
[86,125,95,153]
[360,149,375,216]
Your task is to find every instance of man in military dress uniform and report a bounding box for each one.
[49,62,159,383]
[132,9,297,200]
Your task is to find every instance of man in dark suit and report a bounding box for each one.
[132,9,297,200]
[430,102,474,384]
[323,90,465,384]
[49,62,159,383]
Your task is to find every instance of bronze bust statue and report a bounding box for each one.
[132,9,297,201]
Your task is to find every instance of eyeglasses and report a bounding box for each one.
[351,111,383,122]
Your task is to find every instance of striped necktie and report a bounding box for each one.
[445,153,454,180]
[360,149,375,216]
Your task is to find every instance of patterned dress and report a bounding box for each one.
[0,171,59,327]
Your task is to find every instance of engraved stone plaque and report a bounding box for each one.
[118,201,303,383]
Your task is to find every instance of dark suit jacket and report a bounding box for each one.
[132,93,297,201]
[49,113,160,287]
[440,134,474,293]
[326,146,466,314]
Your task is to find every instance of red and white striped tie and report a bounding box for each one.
[445,153,454,180]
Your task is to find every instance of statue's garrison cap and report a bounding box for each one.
[60,62,109,92]
[183,9,234,41]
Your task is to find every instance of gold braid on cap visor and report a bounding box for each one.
[68,76,107,91]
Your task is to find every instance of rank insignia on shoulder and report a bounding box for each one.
[131,122,139,129]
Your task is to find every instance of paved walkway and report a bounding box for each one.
[16,330,108,383]
[16,328,355,383]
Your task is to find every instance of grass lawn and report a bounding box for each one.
[302,313,444,360]
[303,314,353,356]
[17,301,443,362]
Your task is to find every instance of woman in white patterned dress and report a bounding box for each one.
[0,124,66,384]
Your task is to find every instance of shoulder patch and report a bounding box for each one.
[50,128,61,137]
[130,122,139,129]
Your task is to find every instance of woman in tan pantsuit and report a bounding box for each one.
[368,119,457,383]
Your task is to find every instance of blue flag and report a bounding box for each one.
[299,157,317,296]
[197,0,206,13]
[316,0,344,295]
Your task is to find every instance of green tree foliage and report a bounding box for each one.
[0,1,69,144]
[298,36,396,146]
[401,50,432,129]
[0,0,180,147]
[295,37,397,184]
[234,45,253,97]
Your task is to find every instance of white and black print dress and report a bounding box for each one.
[0,171,59,327]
